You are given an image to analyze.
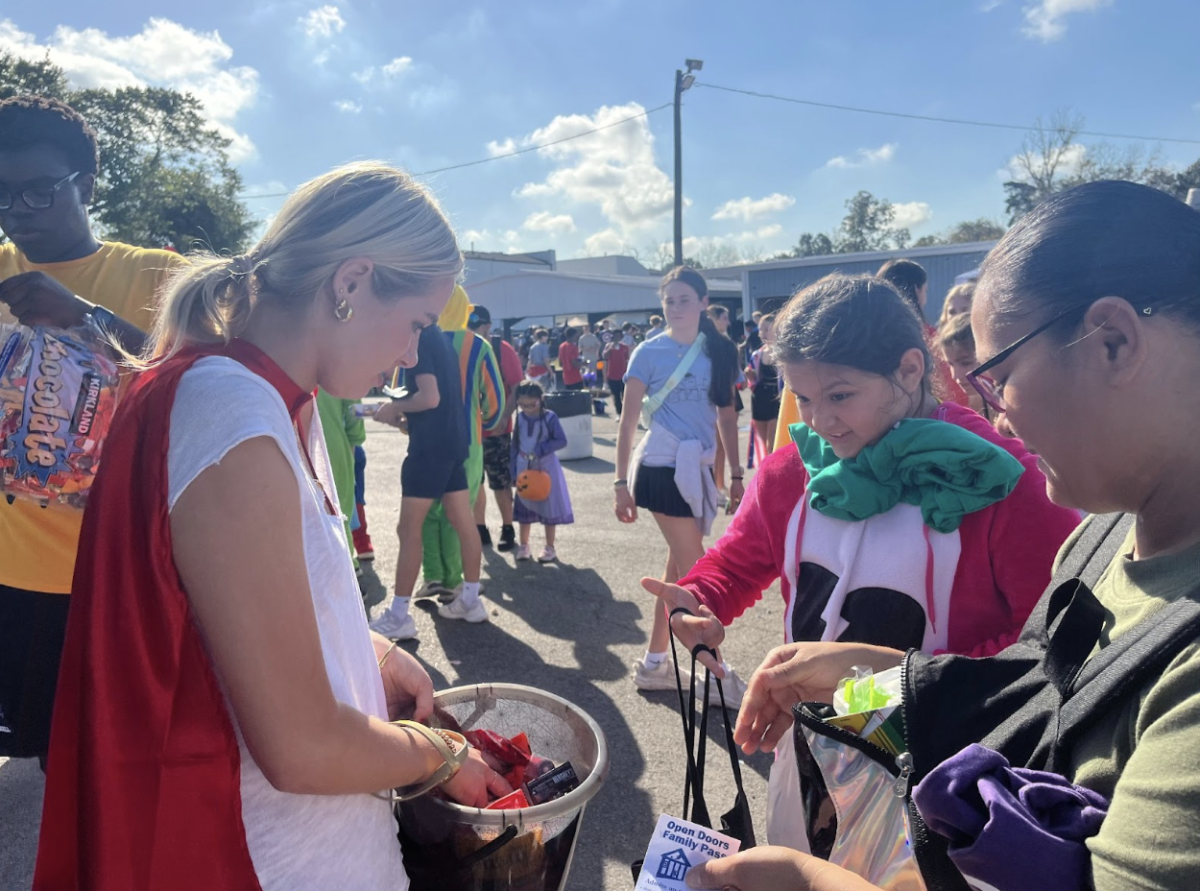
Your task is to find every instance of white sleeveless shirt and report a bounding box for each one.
[167,357,406,891]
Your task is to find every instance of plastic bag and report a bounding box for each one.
[833,666,903,716]
[0,321,121,509]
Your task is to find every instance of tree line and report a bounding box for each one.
[1,53,253,254]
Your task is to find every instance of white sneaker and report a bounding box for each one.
[632,657,689,691]
[369,607,418,641]
[436,583,462,604]
[438,596,489,624]
[414,580,446,599]
[700,666,748,710]
[515,543,532,561]
[537,545,557,563]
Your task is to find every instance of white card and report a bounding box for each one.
[634,814,741,891]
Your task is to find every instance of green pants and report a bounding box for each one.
[421,442,483,588]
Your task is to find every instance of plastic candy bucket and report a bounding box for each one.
[397,683,609,891]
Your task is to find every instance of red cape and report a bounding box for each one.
[35,340,311,891]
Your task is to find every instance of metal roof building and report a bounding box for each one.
[464,268,742,330]
[706,241,996,323]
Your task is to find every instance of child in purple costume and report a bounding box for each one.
[511,381,574,562]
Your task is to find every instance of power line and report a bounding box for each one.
[696,82,1200,146]
[239,101,673,200]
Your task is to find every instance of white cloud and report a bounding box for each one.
[584,229,628,256]
[381,56,413,77]
[522,211,576,235]
[891,201,933,230]
[1022,0,1112,41]
[487,138,517,157]
[981,0,1005,11]
[462,228,524,251]
[1001,142,1087,180]
[334,99,363,114]
[673,231,781,264]
[712,193,796,222]
[742,224,784,241]
[301,5,345,39]
[506,102,674,242]
[825,143,897,169]
[353,57,413,86]
[0,17,259,161]
[351,57,452,109]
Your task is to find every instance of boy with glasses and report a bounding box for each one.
[0,95,184,767]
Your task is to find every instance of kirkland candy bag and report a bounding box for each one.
[0,321,121,509]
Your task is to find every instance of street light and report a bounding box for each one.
[674,58,703,268]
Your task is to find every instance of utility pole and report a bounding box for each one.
[673,59,702,269]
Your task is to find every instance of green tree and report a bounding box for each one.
[0,53,253,252]
[1003,108,1200,222]
[787,232,836,258]
[913,218,1007,248]
[776,191,910,259]
[837,190,909,252]
[0,53,69,100]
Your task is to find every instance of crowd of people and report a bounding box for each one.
[2,90,1200,891]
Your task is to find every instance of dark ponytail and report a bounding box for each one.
[661,265,738,408]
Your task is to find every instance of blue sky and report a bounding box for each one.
[3,1,1198,261]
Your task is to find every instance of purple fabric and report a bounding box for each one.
[912,743,1108,891]
[512,410,574,526]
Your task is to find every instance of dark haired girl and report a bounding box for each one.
[511,381,573,561]
[687,181,1200,891]
[615,266,749,702]
[649,273,1078,851]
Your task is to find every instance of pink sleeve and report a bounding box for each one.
[678,449,802,626]
[955,453,1081,658]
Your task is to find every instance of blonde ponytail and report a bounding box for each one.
[143,161,462,363]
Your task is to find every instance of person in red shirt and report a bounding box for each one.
[558,326,585,390]
[603,332,631,415]
[470,304,523,551]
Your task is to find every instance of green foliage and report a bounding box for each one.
[1004,109,1200,223]
[776,191,909,259]
[913,218,1007,248]
[0,53,253,252]
[0,53,69,100]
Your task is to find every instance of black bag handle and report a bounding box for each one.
[668,607,707,824]
[665,609,750,828]
[692,643,750,800]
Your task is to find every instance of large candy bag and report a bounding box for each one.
[0,321,121,509]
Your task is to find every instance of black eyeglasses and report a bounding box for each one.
[0,172,81,211]
[967,303,1156,413]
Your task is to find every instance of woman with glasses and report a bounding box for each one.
[646,272,1079,852]
[684,181,1200,891]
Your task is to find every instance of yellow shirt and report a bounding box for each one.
[0,242,186,593]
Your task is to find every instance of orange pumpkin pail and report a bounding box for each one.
[516,468,552,502]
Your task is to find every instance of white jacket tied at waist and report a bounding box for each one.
[631,421,719,536]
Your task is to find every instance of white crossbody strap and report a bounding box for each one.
[640,333,706,428]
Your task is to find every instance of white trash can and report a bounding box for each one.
[543,391,592,461]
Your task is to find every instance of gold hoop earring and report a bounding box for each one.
[334,298,354,322]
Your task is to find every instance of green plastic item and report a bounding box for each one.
[841,674,894,714]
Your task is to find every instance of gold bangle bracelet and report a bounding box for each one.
[373,720,470,803]
[377,640,400,669]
